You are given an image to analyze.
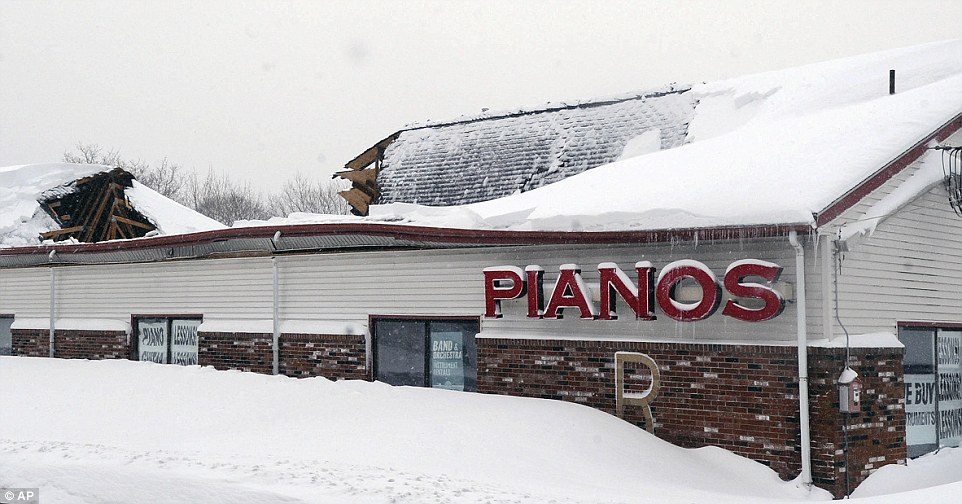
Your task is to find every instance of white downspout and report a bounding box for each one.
[789,230,812,487]
[48,250,56,358]
[272,256,280,375]
[48,266,55,358]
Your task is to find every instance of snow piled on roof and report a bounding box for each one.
[124,180,225,236]
[266,39,962,233]
[455,39,962,231]
[0,163,225,248]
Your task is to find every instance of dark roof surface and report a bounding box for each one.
[339,86,696,212]
[379,87,695,206]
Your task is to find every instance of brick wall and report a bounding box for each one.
[477,337,905,498]
[198,331,273,374]
[808,346,906,497]
[197,331,369,380]
[12,328,127,359]
[280,333,368,380]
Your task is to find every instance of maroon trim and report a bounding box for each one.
[816,111,962,227]
[368,314,482,323]
[0,222,813,257]
[897,321,962,330]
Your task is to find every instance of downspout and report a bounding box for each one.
[272,256,280,376]
[271,231,281,376]
[789,230,812,487]
[48,250,56,358]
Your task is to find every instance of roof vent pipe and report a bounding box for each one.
[889,69,896,95]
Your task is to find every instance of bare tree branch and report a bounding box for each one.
[267,172,350,216]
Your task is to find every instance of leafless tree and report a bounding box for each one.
[65,143,351,225]
[184,169,271,225]
[267,172,350,216]
[63,143,186,202]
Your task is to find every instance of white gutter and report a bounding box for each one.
[788,230,812,487]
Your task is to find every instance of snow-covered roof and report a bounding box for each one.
[0,163,226,248]
[329,39,962,233]
[371,86,695,207]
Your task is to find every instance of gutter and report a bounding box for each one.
[0,222,813,269]
[788,230,812,487]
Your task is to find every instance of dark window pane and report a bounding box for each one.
[375,320,426,386]
[900,328,935,373]
[0,317,12,356]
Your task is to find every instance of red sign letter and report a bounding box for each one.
[656,260,721,322]
[598,262,655,320]
[525,265,545,318]
[722,260,785,322]
[544,264,597,320]
[483,266,526,318]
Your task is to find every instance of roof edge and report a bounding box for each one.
[0,222,813,261]
[816,109,962,227]
[397,84,693,133]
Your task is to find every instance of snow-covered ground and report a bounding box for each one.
[0,357,959,503]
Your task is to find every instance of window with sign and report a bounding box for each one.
[899,325,962,458]
[134,316,202,366]
[372,317,478,392]
[0,315,13,356]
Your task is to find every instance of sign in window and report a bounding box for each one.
[373,318,477,392]
[136,317,200,366]
[900,326,962,457]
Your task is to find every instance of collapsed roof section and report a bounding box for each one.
[0,163,226,248]
[39,167,156,243]
[336,86,695,215]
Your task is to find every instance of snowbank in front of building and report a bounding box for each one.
[851,446,962,498]
[0,357,829,503]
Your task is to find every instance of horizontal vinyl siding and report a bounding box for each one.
[0,239,804,344]
[835,185,962,334]
[0,267,49,318]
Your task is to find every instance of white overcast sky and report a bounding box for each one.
[2,0,961,192]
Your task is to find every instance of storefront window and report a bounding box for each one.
[0,315,13,356]
[373,318,478,392]
[899,326,962,457]
[135,317,201,365]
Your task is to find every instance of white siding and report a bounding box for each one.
[822,129,962,335]
[0,239,805,344]
[833,184,962,334]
